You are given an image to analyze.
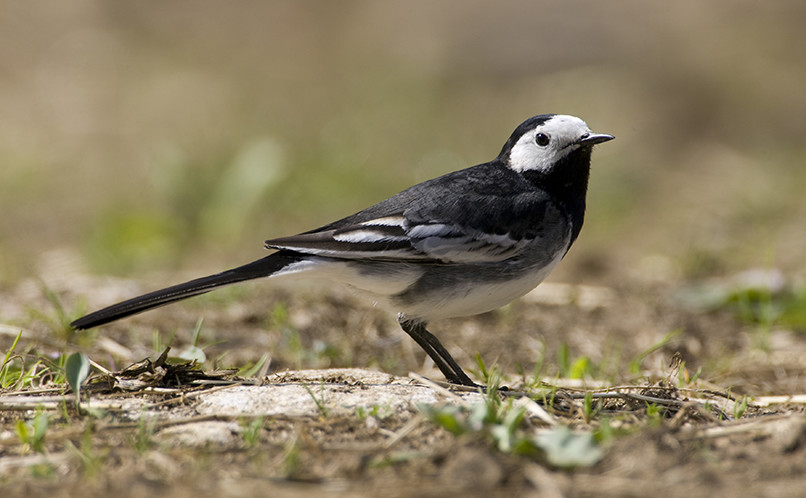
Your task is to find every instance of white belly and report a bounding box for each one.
[400,254,565,321]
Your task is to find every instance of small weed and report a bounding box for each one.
[152,329,177,356]
[569,356,593,379]
[267,302,342,369]
[533,426,603,468]
[281,437,301,478]
[302,381,329,418]
[3,344,67,391]
[355,404,394,420]
[65,352,91,406]
[65,429,105,477]
[281,327,305,370]
[593,415,636,445]
[557,343,594,380]
[368,451,425,469]
[420,397,603,467]
[311,339,343,365]
[677,270,806,347]
[736,287,776,351]
[594,417,615,444]
[474,353,492,386]
[581,391,600,422]
[734,396,749,419]
[241,417,264,448]
[1,330,26,388]
[420,365,602,467]
[29,462,56,478]
[537,385,560,412]
[237,353,271,378]
[557,343,571,377]
[421,404,466,435]
[177,317,208,363]
[27,281,88,343]
[521,346,547,389]
[645,403,664,426]
[15,408,50,454]
[488,402,530,454]
[132,415,157,453]
[38,354,69,386]
[677,361,703,386]
[268,302,290,329]
[628,330,680,376]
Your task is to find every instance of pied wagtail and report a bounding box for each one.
[72,114,614,387]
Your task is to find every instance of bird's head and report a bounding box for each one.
[501,114,614,174]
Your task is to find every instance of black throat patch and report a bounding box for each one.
[520,147,592,244]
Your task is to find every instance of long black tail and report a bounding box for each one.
[71,252,302,330]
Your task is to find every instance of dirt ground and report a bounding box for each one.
[2,2,806,496]
[2,274,805,498]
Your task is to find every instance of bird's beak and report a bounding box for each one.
[578,133,615,146]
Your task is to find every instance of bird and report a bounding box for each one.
[71,114,614,388]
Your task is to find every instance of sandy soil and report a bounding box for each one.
[2,276,805,497]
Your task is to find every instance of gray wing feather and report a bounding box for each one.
[265,163,562,264]
[266,214,534,264]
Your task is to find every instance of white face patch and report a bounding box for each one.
[508,115,593,173]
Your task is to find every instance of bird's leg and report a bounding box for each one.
[397,315,480,388]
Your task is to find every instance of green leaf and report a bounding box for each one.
[15,419,29,444]
[177,345,207,363]
[534,427,603,468]
[33,411,49,447]
[569,356,591,379]
[418,404,467,435]
[178,318,208,362]
[490,424,516,452]
[65,352,90,401]
[237,353,270,378]
[2,329,22,366]
[16,410,49,453]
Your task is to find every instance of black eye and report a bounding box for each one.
[535,132,550,147]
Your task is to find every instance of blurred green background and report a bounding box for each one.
[1,0,804,287]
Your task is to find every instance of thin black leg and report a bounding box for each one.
[398,315,480,388]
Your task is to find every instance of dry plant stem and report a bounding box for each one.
[383,412,425,450]
[408,372,473,404]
